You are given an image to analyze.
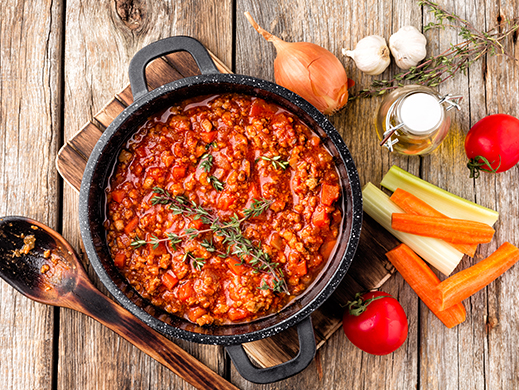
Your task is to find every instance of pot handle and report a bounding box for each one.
[225,316,316,384]
[128,36,220,101]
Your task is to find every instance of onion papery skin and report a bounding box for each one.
[273,42,350,115]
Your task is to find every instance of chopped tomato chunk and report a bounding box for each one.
[200,131,217,144]
[162,270,178,290]
[177,281,195,301]
[249,98,275,119]
[217,192,236,211]
[228,307,250,322]
[114,253,126,268]
[293,260,308,276]
[111,190,126,203]
[149,241,168,255]
[135,145,147,157]
[226,258,247,275]
[190,217,204,230]
[124,216,139,234]
[187,307,207,322]
[172,165,187,180]
[312,206,330,228]
[245,183,261,210]
[148,167,165,181]
[320,183,340,206]
[320,239,337,260]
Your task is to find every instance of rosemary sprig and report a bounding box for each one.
[130,187,289,294]
[261,155,289,170]
[352,0,519,99]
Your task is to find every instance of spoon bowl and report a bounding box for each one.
[0,216,79,306]
[0,215,239,390]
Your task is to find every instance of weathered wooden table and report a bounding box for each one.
[1,0,518,389]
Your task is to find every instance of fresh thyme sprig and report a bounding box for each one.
[199,153,214,172]
[198,152,225,191]
[352,0,519,99]
[207,175,224,191]
[179,251,207,271]
[205,141,218,150]
[130,187,289,294]
[261,155,289,170]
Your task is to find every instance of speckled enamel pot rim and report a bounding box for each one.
[79,73,363,345]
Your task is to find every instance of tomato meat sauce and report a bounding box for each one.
[105,93,342,326]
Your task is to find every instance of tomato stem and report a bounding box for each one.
[347,292,388,316]
[467,155,501,179]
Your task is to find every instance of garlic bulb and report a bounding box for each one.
[342,35,390,76]
[389,26,427,70]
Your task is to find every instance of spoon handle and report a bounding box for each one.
[67,277,239,390]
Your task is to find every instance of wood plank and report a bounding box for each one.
[60,1,234,389]
[117,85,135,106]
[479,1,519,388]
[0,0,63,389]
[56,145,87,191]
[95,97,127,129]
[419,1,490,388]
[234,0,420,388]
[67,122,105,161]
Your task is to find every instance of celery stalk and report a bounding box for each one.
[381,165,499,226]
[363,182,464,275]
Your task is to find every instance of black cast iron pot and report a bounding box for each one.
[79,36,362,384]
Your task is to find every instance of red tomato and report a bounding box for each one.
[465,114,519,178]
[343,291,408,355]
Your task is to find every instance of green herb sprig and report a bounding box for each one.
[131,187,288,294]
[261,155,289,170]
[199,153,214,173]
[352,0,519,99]
[207,175,224,191]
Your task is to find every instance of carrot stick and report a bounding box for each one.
[436,242,519,310]
[385,243,466,328]
[390,188,478,257]
[391,213,495,244]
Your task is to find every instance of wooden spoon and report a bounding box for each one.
[0,216,239,390]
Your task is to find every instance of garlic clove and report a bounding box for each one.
[342,35,391,76]
[389,26,427,70]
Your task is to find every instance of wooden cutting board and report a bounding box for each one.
[56,49,398,368]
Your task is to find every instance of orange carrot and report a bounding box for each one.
[391,213,495,244]
[385,243,466,328]
[436,242,519,310]
[390,188,478,257]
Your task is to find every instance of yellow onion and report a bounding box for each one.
[245,12,353,115]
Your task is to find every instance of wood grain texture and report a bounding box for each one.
[0,0,63,389]
[2,0,519,389]
[60,1,232,390]
[480,1,519,388]
[419,2,490,388]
